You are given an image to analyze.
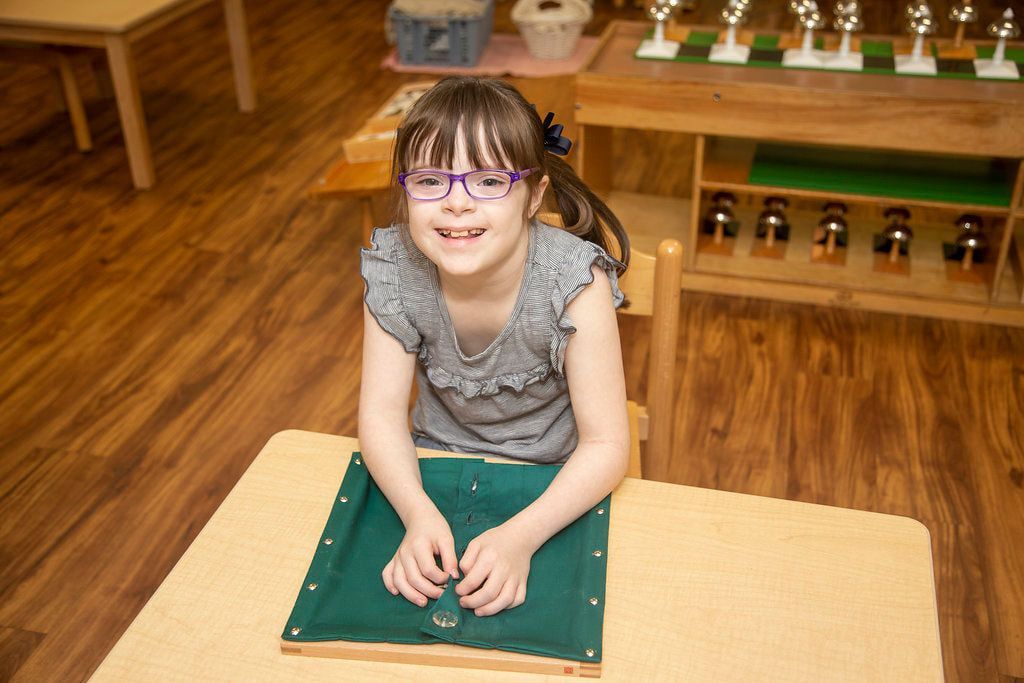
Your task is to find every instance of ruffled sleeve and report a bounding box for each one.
[550,242,625,376]
[359,227,422,353]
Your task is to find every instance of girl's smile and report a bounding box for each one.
[435,227,486,240]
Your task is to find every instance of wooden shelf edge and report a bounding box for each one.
[679,270,1024,327]
[692,257,994,307]
[1008,236,1024,305]
[697,180,1013,216]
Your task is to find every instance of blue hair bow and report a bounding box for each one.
[541,112,572,157]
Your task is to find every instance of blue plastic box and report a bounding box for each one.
[389,1,494,67]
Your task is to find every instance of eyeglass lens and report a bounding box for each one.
[404,171,513,200]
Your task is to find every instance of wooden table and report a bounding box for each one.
[0,0,256,189]
[309,157,391,234]
[90,430,943,681]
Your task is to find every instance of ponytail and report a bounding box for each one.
[543,154,630,271]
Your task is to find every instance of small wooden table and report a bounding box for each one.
[0,0,256,189]
[91,430,943,680]
[308,157,391,234]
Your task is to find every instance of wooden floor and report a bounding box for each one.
[1,1,1022,681]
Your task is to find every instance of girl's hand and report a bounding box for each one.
[382,503,459,607]
[456,522,539,617]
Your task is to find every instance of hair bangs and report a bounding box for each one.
[396,78,542,174]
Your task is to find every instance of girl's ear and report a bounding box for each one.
[528,175,550,216]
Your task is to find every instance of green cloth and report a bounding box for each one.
[282,453,611,663]
[685,30,719,47]
[975,45,1024,63]
[860,40,892,58]
[749,144,1014,207]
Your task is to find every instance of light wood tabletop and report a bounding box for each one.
[91,430,943,681]
[0,0,255,189]
[0,0,210,32]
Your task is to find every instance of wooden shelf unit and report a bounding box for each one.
[576,20,1024,327]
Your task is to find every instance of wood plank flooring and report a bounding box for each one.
[1,1,1022,681]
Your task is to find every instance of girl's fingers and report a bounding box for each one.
[401,550,444,600]
[439,538,459,579]
[512,581,526,608]
[460,567,505,609]
[392,559,429,607]
[381,559,398,595]
[458,540,480,574]
[455,560,488,597]
[414,542,449,585]
[474,579,518,617]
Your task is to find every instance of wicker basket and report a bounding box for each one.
[511,0,592,61]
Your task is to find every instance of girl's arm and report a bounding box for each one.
[455,266,631,615]
[359,303,460,607]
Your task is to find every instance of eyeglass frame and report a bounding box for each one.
[397,168,540,201]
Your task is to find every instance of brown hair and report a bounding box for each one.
[389,76,629,270]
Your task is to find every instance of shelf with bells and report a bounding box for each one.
[578,18,1024,325]
[691,190,1010,304]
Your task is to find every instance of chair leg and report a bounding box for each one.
[56,55,92,152]
[646,240,684,481]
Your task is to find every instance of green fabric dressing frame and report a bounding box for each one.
[282,453,611,663]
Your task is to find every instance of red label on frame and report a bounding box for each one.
[564,666,574,674]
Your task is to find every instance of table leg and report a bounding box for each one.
[223,0,256,112]
[56,53,93,152]
[105,34,154,189]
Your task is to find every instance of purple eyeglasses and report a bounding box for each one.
[398,168,539,201]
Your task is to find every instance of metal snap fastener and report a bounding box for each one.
[339,496,349,503]
[354,457,362,465]
[589,597,599,606]
[307,583,318,590]
[585,648,595,658]
[592,550,603,557]
[323,538,333,545]
[596,508,605,515]
[290,627,302,635]
[432,610,458,628]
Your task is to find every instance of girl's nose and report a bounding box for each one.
[444,178,475,213]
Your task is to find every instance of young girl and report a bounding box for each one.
[358,76,631,620]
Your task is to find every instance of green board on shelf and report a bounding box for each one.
[748,144,1014,207]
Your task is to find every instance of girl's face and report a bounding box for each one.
[405,132,548,280]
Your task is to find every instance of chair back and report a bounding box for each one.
[537,212,683,480]
[617,239,683,480]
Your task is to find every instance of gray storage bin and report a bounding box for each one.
[389,0,494,67]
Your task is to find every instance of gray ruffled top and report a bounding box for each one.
[360,220,624,464]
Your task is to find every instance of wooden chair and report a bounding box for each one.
[617,239,683,480]
[536,212,683,480]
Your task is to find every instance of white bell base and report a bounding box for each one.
[782,48,825,68]
[636,38,680,59]
[823,52,864,71]
[894,54,937,75]
[973,58,1020,80]
[708,43,751,64]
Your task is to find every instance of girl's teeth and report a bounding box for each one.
[439,229,484,238]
